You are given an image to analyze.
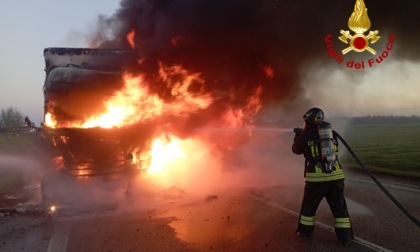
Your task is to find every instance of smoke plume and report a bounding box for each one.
[87,0,420,121]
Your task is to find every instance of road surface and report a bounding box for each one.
[0,168,419,252]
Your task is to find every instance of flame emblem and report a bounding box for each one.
[339,0,380,55]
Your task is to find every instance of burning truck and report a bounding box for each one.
[40,46,263,209]
[39,2,302,207]
[42,48,142,176]
[40,48,146,208]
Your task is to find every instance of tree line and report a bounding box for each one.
[348,115,420,124]
[0,107,35,134]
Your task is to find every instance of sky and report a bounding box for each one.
[1,0,420,127]
[0,0,120,125]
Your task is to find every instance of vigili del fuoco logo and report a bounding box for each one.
[325,0,395,69]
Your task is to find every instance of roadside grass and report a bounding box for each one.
[341,123,420,178]
[0,132,38,155]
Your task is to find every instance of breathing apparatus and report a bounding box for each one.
[318,122,336,173]
[300,107,336,173]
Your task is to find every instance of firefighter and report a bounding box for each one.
[292,107,353,247]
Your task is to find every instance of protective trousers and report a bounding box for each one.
[297,179,353,243]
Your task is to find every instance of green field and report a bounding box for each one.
[341,119,420,178]
[0,132,39,155]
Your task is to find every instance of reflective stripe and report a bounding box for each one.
[300,215,315,226]
[306,169,345,182]
[315,164,323,174]
[306,161,344,182]
[310,145,319,157]
[334,161,341,170]
[306,139,344,182]
[335,217,351,228]
[311,146,323,174]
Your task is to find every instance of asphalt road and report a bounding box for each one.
[0,169,419,252]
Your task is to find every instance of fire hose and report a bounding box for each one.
[332,130,420,228]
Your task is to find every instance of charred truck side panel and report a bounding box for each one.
[43,48,139,177]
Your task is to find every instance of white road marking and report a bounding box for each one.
[346,175,420,193]
[47,222,72,252]
[249,194,394,252]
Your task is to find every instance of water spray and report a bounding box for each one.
[197,127,295,133]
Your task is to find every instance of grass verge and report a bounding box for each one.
[340,122,420,179]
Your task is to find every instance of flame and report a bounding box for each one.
[127,30,136,48]
[49,205,57,213]
[159,63,214,111]
[52,156,65,169]
[80,73,164,128]
[261,65,274,79]
[60,136,68,144]
[147,134,185,174]
[44,53,264,189]
[46,63,215,129]
[348,0,371,34]
[222,86,263,129]
[45,112,57,128]
[245,86,263,118]
[141,134,218,189]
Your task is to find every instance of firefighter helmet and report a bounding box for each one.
[303,107,324,129]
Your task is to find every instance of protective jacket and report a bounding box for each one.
[292,126,344,182]
[292,123,353,245]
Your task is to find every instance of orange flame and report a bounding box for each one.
[46,64,215,129]
[147,134,185,174]
[222,86,263,129]
[45,112,57,128]
[159,63,214,111]
[45,57,264,187]
[261,65,274,79]
[142,133,218,189]
[80,73,164,128]
[127,30,136,48]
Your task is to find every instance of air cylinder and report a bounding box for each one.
[318,122,336,163]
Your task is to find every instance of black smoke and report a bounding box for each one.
[88,0,420,122]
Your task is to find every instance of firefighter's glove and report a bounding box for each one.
[293,127,302,138]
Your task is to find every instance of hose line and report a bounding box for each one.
[333,130,420,228]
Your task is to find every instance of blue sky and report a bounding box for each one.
[0,0,120,125]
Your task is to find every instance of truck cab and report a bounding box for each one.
[42,48,140,177]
